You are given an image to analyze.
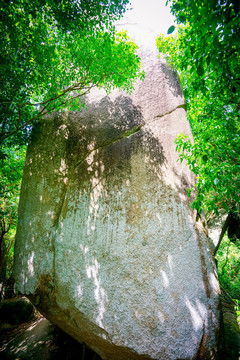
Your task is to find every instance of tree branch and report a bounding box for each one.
[220,285,239,307]
[0,237,15,275]
[214,213,231,256]
[0,72,110,144]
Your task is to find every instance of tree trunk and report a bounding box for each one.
[213,213,231,256]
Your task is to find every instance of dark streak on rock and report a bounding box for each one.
[154,103,187,119]
[195,227,211,299]
[193,323,207,360]
[72,124,144,174]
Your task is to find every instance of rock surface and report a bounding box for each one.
[0,296,34,326]
[221,298,240,360]
[0,317,55,360]
[14,46,221,359]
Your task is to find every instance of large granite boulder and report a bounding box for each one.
[14,46,221,359]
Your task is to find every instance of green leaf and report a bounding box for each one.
[167,25,176,35]
[197,64,204,77]
[222,202,229,212]
[172,3,181,11]
[178,15,186,23]
[190,46,195,57]
[202,154,208,162]
[206,55,211,66]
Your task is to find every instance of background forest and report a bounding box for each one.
[0,0,239,320]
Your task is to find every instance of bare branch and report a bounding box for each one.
[17,105,22,129]
[214,213,231,256]
[220,285,239,307]
[0,218,6,235]
[6,219,13,233]
[0,68,119,145]
[0,237,15,275]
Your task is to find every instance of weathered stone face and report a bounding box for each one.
[14,48,221,359]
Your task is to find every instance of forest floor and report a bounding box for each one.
[0,311,101,360]
[0,314,60,360]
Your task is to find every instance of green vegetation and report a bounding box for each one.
[0,145,26,284]
[157,0,240,312]
[157,0,240,216]
[216,235,240,321]
[0,0,143,149]
[0,0,143,296]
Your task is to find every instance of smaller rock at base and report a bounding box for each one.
[0,296,34,325]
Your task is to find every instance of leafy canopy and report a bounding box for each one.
[0,0,144,148]
[157,0,240,215]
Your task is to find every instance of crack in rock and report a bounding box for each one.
[72,124,144,174]
[50,124,145,236]
[154,103,187,119]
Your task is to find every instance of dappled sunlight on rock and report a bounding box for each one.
[167,254,174,275]
[87,260,108,329]
[210,271,221,295]
[157,310,165,324]
[27,252,34,277]
[160,270,169,288]
[185,296,204,332]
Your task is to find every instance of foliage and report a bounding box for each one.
[157,0,240,215]
[0,145,26,282]
[216,235,240,318]
[0,0,144,148]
